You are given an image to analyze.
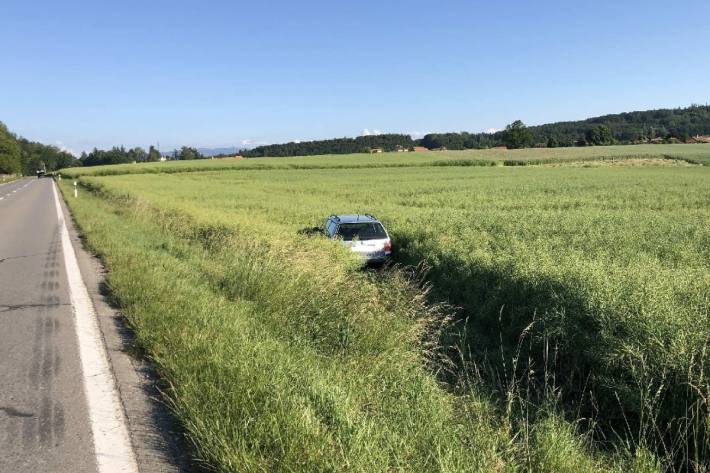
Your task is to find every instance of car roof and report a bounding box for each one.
[329,214,380,224]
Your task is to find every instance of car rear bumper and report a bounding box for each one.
[359,252,391,264]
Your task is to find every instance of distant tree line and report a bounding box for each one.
[242,104,710,158]
[18,138,79,174]
[79,145,203,166]
[528,104,710,146]
[418,132,497,150]
[0,121,79,175]
[1,120,234,170]
[243,134,415,157]
[424,104,710,149]
[3,104,710,170]
[170,146,203,161]
[418,105,710,150]
[0,121,21,174]
[81,146,152,166]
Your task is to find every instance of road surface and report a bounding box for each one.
[0,178,135,472]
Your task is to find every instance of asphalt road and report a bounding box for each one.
[0,178,96,472]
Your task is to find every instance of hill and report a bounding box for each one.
[243,134,415,158]
[243,104,710,157]
[528,103,710,145]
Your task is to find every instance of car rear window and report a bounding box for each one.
[337,223,387,241]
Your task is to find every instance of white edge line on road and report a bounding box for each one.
[51,181,139,473]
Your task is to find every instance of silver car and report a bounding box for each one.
[324,214,392,264]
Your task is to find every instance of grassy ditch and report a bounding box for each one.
[60,181,507,471]
[58,175,666,472]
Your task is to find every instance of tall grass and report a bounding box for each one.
[60,159,710,471]
[61,182,511,471]
[71,162,710,467]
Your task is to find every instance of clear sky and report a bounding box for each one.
[1,0,709,155]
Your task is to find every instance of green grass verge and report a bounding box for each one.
[60,181,508,471]
[58,174,665,472]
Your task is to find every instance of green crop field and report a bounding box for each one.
[60,145,710,472]
[61,143,710,178]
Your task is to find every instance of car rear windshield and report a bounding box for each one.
[337,223,387,241]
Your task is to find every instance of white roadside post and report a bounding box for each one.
[58,173,62,181]
[74,180,78,198]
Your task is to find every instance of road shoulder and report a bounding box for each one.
[57,185,196,473]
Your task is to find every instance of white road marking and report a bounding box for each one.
[51,182,139,473]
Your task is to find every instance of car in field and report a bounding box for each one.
[324,214,392,264]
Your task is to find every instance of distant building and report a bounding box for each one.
[369,148,384,153]
[689,135,710,144]
[159,156,168,162]
[413,146,428,152]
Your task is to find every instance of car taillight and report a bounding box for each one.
[384,239,392,252]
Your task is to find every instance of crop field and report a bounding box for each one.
[60,146,710,472]
[61,143,710,178]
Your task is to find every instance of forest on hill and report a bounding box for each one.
[3,104,710,169]
[529,103,710,144]
[245,104,710,157]
[0,121,78,175]
[0,121,212,172]
[243,134,415,157]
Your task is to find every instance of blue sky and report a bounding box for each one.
[1,0,709,154]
